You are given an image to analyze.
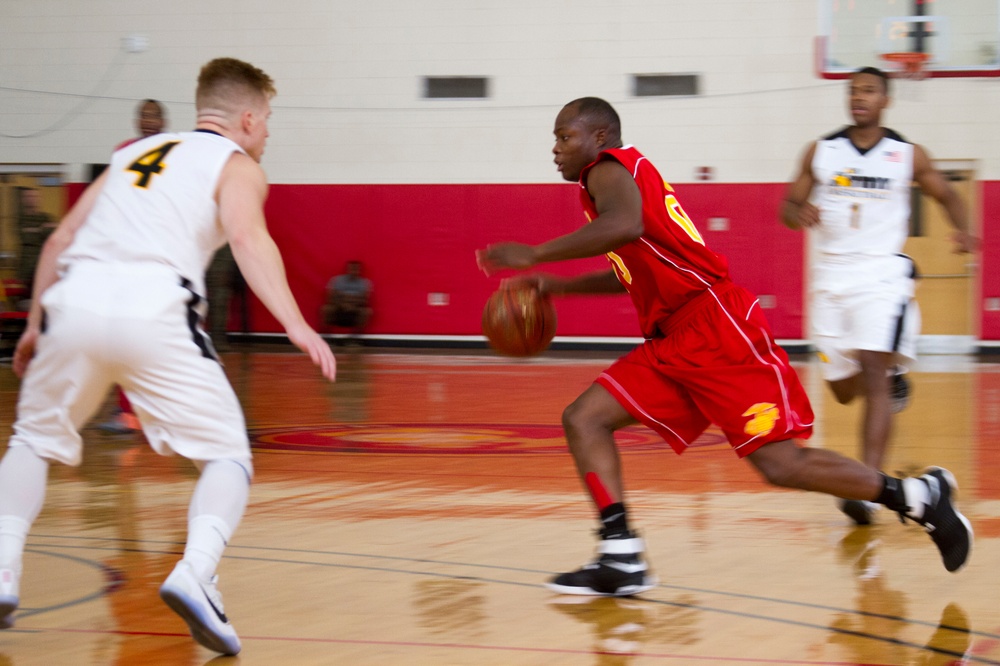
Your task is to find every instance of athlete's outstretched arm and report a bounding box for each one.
[504,270,625,297]
[13,170,109,377]
[476,160,643,275]
[218,153,336,381]
[781,142,820,230]
[912,144,978,253]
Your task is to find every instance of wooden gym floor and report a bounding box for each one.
[0,346,998,665]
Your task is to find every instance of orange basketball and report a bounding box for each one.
[482,286,557,357]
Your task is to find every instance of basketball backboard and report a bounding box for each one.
[816,0,1000,78]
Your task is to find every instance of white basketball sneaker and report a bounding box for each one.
[159,561,241,655]
[0,566,19,630]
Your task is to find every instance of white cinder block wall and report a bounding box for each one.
[2,0,998,185]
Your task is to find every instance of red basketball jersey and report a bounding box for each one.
[579,146,728,338]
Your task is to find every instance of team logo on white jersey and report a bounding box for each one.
[830,169,893,200]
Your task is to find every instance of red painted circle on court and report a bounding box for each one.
[251,424,727,454]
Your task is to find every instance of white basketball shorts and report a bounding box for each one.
[9,262,250,466]
[811,254,920,382]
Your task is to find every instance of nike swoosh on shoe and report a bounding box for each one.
[200,586,230,624]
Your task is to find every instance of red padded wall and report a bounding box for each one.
[103,178,1000,342]
[60,178,1000,340]
[252,182,807,339]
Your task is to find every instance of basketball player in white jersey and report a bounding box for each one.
[0,57,336,655]
[782,66,975,526]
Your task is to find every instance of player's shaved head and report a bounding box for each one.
[564,97,622,145]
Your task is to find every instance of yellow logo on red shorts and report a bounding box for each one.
[742,403,780,437]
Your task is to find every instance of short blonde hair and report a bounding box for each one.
[196,57,276,114]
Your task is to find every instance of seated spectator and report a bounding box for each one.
[322,260,373,337]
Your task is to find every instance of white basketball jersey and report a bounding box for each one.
[810,128,914,259]
[61,130,244,296]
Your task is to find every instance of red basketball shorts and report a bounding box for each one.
[596,280,814,458]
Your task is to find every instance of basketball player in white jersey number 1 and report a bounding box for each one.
[0,58,337,655]
[782,66,977,526]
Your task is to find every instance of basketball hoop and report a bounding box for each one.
[879,52,931,81]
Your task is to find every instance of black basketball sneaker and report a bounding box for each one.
[839,498,878,525]
[546,529,657,597]
[898,467,973,573]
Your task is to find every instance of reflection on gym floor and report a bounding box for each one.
[1,348,997,665]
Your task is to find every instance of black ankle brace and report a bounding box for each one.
[599,502,629,538]
[876,474,908,513]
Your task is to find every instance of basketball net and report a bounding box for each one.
[879,52,930,102]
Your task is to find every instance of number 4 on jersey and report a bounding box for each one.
[127,141,180,188]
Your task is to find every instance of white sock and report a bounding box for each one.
[902,477,930,519]
[0,446,50,569]
[184,515,232,582]
[0,517,29,572]
[182,459,251,581]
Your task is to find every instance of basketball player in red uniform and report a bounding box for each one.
[476,97,972,595]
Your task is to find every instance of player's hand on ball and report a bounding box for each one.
[476,242,538,275]
[501,273,566,297]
